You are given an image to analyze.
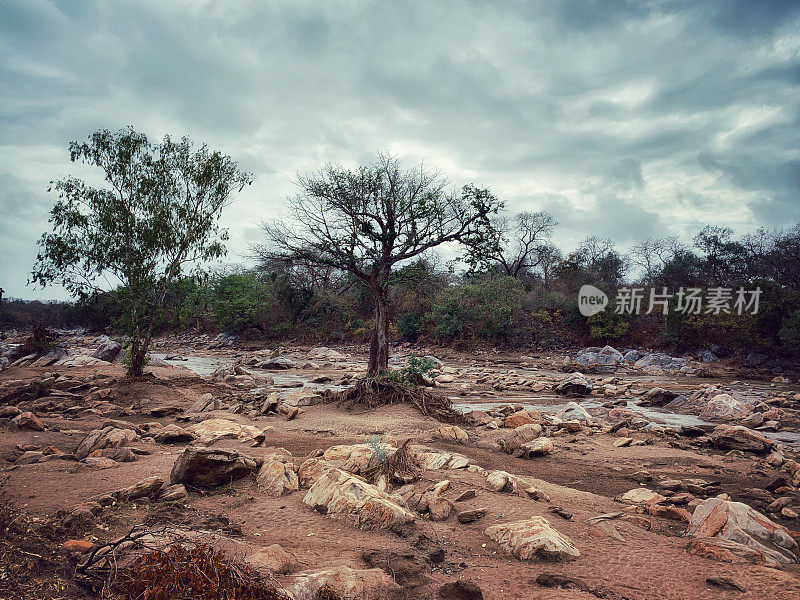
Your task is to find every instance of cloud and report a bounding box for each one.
[1,0,799,299]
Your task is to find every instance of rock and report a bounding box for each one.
[638,388,679,407]
[255,454,299,497]
[0,405,22,418]
[558,401,593,422]
[535,573,593,593]
[698,349,718,363]
[710,425,774,453]
[187,418,264,446]
[686,497,798,566]
[287,566,399,600]
[614,437,633,447]
[92,336,121,362]
[554,372,592,396]
[10,411,44,431]
[189,393,218,412]
[575,345,623,367]
[700,394,753,421]
[436,373,455,383]
[75,426,138,460]
[153,424,195,444]
[455,490,477,502]
[485,517,580,561]
[486,470,524,493]
[634,352,687,372]
[263,356,296,369]
[741,412,765,429]
[457,508,487,524]
[157,484,187,501]
[500,423,542,454]
[468,410,493,426]
[518,437,554,458]
[114,476,164,501]
[618,488,665,505]
[504,410,539,428]
[150,405,182,417]
[428,496,452,521]
[307,347,346,361]
[169,447,258,488]
[82,457,118,469]
[437,425,469,444]
[246,543,299,574]
[303,467,415,531]
[438,579,484,600]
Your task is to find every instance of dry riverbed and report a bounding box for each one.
[1,331,800,599]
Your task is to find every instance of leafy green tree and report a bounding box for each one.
[258,154,502,376]
[31,128,252,376]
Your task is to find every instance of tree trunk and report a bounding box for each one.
[128,337,145,377]
[367,285,390,377]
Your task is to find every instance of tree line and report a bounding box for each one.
[7,128,799,377]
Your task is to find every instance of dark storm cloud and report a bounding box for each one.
[1,0,798,299]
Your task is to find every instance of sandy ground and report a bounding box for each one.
[2,341,800,600]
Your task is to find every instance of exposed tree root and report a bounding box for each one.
[322,377,464,423]
[363,439,421,485]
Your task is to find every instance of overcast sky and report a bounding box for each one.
[2,0,799,300]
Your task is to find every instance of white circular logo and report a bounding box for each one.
[577,284,608,317]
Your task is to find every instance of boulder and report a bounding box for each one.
[558,402,593,422]
[686,497,798,566]
[263,356,296,369]
[700,394,753,421]
[187,418,264,446]
[634,353,687,372]
[303,467,415,531]
[169,447,258,488]
[504,410,540,428]
[500,423,542,454]
[710,425,774,453]
[518,437,554,458]
[153,424,195,444]
[246,543,299,574]
[485,517,580,561]
[188,393,218,413]
[157,484,188,501]
[437,425,469,445]
[255,454,299,497]
[638,388,679,407]
[114,476,164,501]
[575,345,622,367]
[618,488,665,505]
[10,411,44,431]
[486,470,524,494]
[307,347,346,361]
[554,373,592,396]
[92,336,121,362]
[75,426,138,460]
[287,566,399,600]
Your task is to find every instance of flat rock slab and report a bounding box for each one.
[686,497,798,566]
[485,516,580,561]
[303,466,415,531]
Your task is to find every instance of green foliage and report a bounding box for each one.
[381,355,437,388]
[397,312,423,342]
[587,310,631,341]
[428,276,525,343]
[779,310,800,354]
[31,127,251,375]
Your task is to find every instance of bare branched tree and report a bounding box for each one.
[255,154,502,376]
[467,211,558,278]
